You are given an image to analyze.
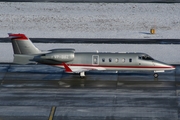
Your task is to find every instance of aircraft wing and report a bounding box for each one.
[62,63,98,73]
[69,68,95,73]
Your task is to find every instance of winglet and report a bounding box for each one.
[62,63,73,73]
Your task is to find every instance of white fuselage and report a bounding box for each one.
[52,52,175,72]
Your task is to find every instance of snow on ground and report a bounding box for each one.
[0,2,180,38]
[1,43,180,64]
[0,3,180,63]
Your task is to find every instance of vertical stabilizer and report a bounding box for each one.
[8,33,41,54]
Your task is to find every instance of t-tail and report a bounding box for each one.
[8,33,42,64]
[8,33,41,54]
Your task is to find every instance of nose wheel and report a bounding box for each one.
[154,73,158,78]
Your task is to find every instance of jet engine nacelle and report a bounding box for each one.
[40,51,74,62]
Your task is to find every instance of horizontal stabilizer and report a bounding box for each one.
[8,33,28,40]
[49,49,75,52]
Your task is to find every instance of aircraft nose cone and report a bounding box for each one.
[153,61,175,70]
[162,64,175,70]
[164,64,176,70]
[169,65,176,70]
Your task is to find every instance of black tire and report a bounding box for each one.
[154,73,158,78]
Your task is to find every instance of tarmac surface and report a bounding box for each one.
[0,63,180,120]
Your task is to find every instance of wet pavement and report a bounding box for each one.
[0,64,179,120]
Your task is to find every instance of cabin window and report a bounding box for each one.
[122,58,125,62]
[115,58,119,63]
[129,58,132,62]
[102,58,105,62]
[139,56,142,59]
[109,58,112,62]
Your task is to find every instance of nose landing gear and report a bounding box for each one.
[154,73,158,78]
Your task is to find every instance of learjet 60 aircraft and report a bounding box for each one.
[8,33,175,78]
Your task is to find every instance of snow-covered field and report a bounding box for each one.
[0,3,180,63]
[0,2,180,38]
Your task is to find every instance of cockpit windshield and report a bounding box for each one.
[139,55,154,60]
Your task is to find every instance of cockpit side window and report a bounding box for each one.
[140,55,154,60]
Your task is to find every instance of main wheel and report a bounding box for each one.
[154,73,158,78]
[80,72,85,78]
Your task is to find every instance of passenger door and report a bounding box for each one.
[92,55,99,65]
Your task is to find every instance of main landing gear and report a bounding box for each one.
[80,72,85,78]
